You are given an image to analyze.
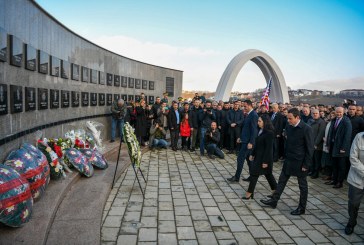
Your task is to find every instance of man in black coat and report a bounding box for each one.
[198,100,216,156]
[270,103,285,162]
[168,102,181,151]
[261,108,314,215]
[151,96,161,119]
[226,101,244,154]
[189,100,202,151]
[348,105,364,142]
[325,107,352,188]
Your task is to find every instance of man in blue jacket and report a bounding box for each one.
[227,100,258,182]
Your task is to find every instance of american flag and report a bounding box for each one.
[260,77,272,110]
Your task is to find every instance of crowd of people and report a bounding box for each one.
[110,92,364,236]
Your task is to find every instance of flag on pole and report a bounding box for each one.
[260,77,272,110]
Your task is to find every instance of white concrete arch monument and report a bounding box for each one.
[215,49,290,103]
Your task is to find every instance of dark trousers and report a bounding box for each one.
[229,126,241,152]
[235,144,251,179]
[272,172,308,210]
[348,184,364,227]
[181,136,191,149]
[170,129,179,149]
[219,126,228,149]
[332,156,346,184]
[191,127,199,149]
[247,173,277,194]
[206,143,225,159]
[273,137,280,162]
[311,150,322,176]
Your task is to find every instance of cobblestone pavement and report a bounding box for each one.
[101,149,364,245]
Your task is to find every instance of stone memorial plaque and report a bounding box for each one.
[106,73,113,86]
[10,85,23,113]
[50,89,59,109]
[71,91,80,107]
[135,79,141,89]
[99,93,105,106]
[0,27,7,62]
[10,35,23,67]
[128,95,134,102]
[114,75,120,87]
[25,44,36,71]
[121,76,127,87]
[114,94,120,101]
[38,88,48,110]
[135,95,141,102]
[99,71,106,85]
[82,92,89,106]
[61,90,70,108]
[38,50,49,74]
[121,94,127,102]
[149,96,155,104]
[71,63,80,81]
[128,78,134,88]
[90,93,97,106]
[0,84,8,115]
[106,93,112,106]
[50,56,60,77]
[142,80,148,89]
[61,60,70,79]
[149,81,155,90]
[82,67,89,82]
[25,87,36,111]
[90,69,98,84]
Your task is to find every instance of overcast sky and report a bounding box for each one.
[37,0,364,92]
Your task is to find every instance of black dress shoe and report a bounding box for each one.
[325,181,335,185]
[290,208,305,215]
[267,194,273,198]
[242,177,251,182]
[227,176,239,182]
[345,225,354,235]
[260,199,277,208]
[242,193,254,200]
[110,139,115,143]
[333,183,343,189]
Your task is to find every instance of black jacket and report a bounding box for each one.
[151,102,161,119]
[250,130,274,176]
[199,109,216,128]
[270,112,285,137]
[348,115,364,142]
[283,120,314,177]
[190,106,202,129]
[326,116,352,157]
[308,118,326,151]
[205,129,220,145]
[227,109,243,127]
[167,109,180,131]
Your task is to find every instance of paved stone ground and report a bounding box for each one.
[101,149,364,245]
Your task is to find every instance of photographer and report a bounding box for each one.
[110,99,127,143]
[205,122,224,159]
[149,119,168,149]
[198,100,216,156]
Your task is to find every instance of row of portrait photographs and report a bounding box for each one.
[0,84,155,115]
[0,28,156,90]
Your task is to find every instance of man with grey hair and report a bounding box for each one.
[110,99,127,143]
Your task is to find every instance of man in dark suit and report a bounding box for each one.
[227,101,244,154]
[260,108,314,215]
[325,106,352,188]
[227,100,258,182]
[168,102,180,151]
[270,103,285,162]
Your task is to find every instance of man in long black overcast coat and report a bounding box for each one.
[270,103,285,162]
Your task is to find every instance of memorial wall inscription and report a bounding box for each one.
[25,87,36,111]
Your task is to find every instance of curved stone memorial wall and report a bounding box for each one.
[0,0,183,160]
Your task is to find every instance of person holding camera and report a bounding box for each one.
[198,100,216,156]
[110,99,127,143]
[205,122,224,159]
[149,119,168,149]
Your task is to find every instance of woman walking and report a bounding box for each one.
[243,115,277,200]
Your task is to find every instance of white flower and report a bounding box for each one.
[14,160,23,168]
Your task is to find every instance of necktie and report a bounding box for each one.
[334,118,340,128]
[271,113,276,121]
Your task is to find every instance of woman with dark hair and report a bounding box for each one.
[242,114,277,199]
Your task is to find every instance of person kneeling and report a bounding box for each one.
[149,119,168,149]
[205,122,225,159]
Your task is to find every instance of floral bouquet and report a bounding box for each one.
[123,122,141,168]
[37,140,65,180]
[0,164,33,227]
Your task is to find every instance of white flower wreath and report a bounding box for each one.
[123,122,141,168]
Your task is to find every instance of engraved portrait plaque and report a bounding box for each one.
[121,94,127,102]
[149,81,155,90]
[82,67,89,82]
[121,76,127,87]
[0,84,8,115]
[72,91,80,107]
[107,73,113,86]
[61,60,70,79]
[99,71,106,85]
[149,96,155,104]
[50,56,60,77]
[25,87,36,111]
[135,79,141,89]
[61,90,70,108]
[82,92,89,106]
[99,93,105,106]
[106,93,112,106]
[50,89,59,109]
[25,44,36,71]
[135,95,141,102]
[71,63,80,81]
[128,78,134,88]
[90,69,98,84]
[10,35,23,67]
[10,85,23,113]
[114,75,120,87]
[142,80,148,89]
[38,50,49,74]
[90,93,97,106]
[38,88,48,110]
[114,94,120,101]
[128,95,134,102]
[0,27,7,62]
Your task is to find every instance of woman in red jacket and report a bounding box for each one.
[180,113,191,151]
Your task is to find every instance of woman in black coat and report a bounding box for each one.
[243,115,277,199]
[135,99,147,145]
